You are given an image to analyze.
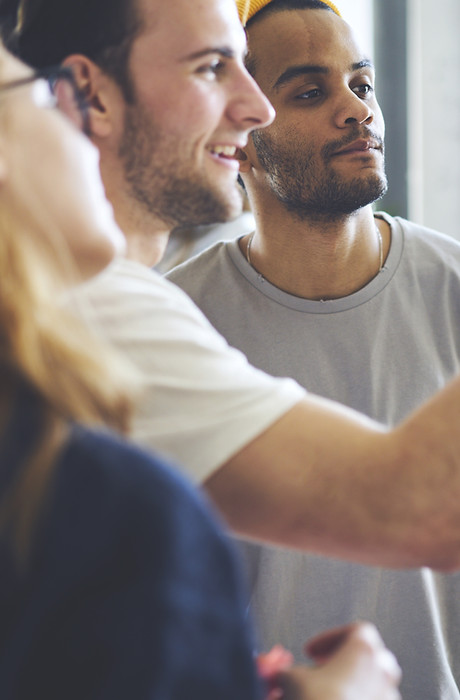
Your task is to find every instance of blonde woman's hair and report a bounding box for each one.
[0,47,137,560]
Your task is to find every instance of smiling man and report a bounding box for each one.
[167,1,460,698]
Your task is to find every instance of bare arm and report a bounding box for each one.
[205,376,460,570]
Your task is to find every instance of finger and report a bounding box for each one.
[376,647,402,685]
[257,644,295,678]
[305,623,356,661]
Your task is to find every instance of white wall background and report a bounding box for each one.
[407,0,460,238]
[337,0,373,57]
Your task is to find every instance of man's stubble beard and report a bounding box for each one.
[252,127,388,222]
[118,102,243,229]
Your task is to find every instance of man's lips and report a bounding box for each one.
[206,143,246,171]
[206,140,247,157]
[331,139,382,156]
[207,145,238,158]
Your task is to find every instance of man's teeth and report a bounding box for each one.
[209,145,237,156]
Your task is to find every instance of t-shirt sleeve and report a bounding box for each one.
[78,261,306,483]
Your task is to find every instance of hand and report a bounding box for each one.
[277,622,401,700]
[257,645,295,700]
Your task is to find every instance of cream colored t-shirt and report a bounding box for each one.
[76,258,305,483]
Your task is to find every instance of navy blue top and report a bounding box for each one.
[0,393,262,700]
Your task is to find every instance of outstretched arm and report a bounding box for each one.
[206,374,460,570]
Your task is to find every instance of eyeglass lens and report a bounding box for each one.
[49,75,88,133]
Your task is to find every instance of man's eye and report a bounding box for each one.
[353,83,374,97]
[197,60,225,80]
[296,88,322,100]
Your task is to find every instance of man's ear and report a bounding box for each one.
[62,55,118,139]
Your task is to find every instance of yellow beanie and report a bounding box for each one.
[236,0,341,26]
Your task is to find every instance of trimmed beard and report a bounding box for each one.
[118,102,243,228]
[252,127,388,222]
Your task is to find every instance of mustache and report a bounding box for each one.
[322,128,384,160]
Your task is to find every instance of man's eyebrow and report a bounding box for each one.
[273,58,375,91]
[353,59,374,71]
[273,65,328,91]
[181,47,237,62]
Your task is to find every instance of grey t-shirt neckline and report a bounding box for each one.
[226,212,403,314]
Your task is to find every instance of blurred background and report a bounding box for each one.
[340,0,460,239]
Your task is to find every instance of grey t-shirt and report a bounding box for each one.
[168,212,460,700]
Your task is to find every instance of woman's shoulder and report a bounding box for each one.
[52,425,232,567]
[45,425,246,631]
[60,425,218,527]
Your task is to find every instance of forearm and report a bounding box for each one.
[206,377,460,570]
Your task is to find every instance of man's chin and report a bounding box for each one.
[159,175,244,228]
[193,185,243,227]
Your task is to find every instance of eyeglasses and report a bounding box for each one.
[0,65,89,133]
